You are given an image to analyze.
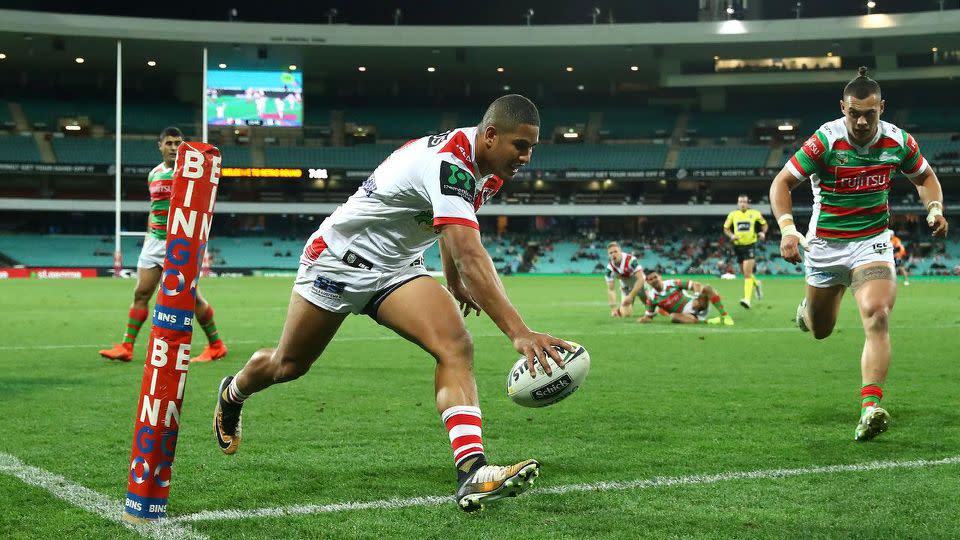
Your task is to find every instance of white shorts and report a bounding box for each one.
[293,240,430,317]
[137,235,166,269]
[804,230,894,288]
[681,299,709,321]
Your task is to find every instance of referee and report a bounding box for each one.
[723,194,768,309]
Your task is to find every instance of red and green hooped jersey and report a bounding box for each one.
[786,118,928,242]
[643,279,693,317]
[147,163,174,240]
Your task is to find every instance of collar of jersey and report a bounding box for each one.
[840,121,882,155]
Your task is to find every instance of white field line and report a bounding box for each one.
[0,452,206,540]
[168,454,960,523]
[1,323,956,352]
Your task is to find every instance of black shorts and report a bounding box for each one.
[733,244,756,263]
[894,257,903,268]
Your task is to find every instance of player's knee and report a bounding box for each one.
[133,288,153,304]
[861,303,891,334]
[434,329,474,367]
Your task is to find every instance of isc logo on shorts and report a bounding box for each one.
[872,242,890,254]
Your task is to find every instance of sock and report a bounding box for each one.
[441,405,487,483]
[710,295,728,317]
[861,384,883,415]
[743,277,754,302]
[197,305,222,345]
[122,308,149,346]
[225,375,249,405]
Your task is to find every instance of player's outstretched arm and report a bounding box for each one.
[770,166,806,264]
[440,224,572,376]
[440,238,481,317]
[606,280,620,316]
[622,278,645,310]
[909,167,948,237]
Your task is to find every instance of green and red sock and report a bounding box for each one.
[860,384,883,415]
[122,308,149,346]
[197,305,222,345]
[710,295,728,317]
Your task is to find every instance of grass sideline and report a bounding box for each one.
[1,275,959,538]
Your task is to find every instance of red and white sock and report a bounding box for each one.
[441,405,485,469]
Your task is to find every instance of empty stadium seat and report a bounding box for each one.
[0,134,42,163]
[676,145,769,168]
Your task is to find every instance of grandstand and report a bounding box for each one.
[0,10,957,275]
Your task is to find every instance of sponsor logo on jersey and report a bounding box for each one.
[427,130,452,147]
[439,161,475,203]
[833,165,893,194]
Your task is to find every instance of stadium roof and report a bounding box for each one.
[4,0,957,25]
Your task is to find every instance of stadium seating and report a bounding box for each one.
[598,107,677,139]
[676,145,769,168]
[0,134,42,163]
[265,144,397,169]
[532,143,668,170]
[122,103,198,136]
[20,99,115,130]
[904,107,960,134]
[686,111,756,138]
[0,100,14,128]
[916,134,960,165]
[344,107,442,139]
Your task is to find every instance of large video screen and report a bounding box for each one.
[206,70,303,127]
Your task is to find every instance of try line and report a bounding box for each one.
[168,454,960,523]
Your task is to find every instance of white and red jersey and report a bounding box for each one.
[604,253,643,292]
[304,127,503,272]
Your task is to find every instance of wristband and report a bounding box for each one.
[777,213,794,226]
[781,223,809,249]
[926,202,943,226]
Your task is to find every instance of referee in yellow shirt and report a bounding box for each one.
[723,194,768,309]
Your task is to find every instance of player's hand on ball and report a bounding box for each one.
[929,215,948,238]
[512,331,572,378]
[446,280,481,317]
[780,235,802,264]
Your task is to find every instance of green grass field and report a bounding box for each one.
[1,275,959,539]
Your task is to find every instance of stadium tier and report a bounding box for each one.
[344,107,443,139]
[675,145,770,168]
[0,134,42,163]
[531,143,668,170]
[264,144,396,169]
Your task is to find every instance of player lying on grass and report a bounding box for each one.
[770,67,948,442]
[212,95,572,512]
[605,241,646,317]
[98,126,227,363]
[637,272,734,325]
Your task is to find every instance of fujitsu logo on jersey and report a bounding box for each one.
[834,165,893,194]
[150,183,172,196]
[803,135,824,157]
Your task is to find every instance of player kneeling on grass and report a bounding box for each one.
[770,67,948,442]
[637,272,734,326]
[98,126,227,363]
[605,241,645,317]
[212,95,572,512]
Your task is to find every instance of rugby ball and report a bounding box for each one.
[506,342,590,407]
